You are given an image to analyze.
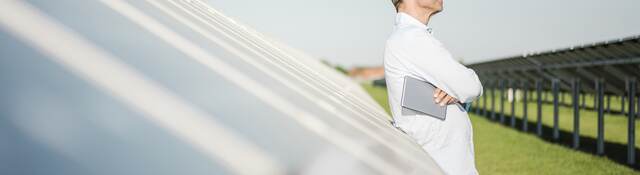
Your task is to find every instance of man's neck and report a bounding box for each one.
[398,7,436,25]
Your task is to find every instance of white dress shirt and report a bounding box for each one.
[384,12,483,175]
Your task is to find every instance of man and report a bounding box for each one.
[384,0,483,174]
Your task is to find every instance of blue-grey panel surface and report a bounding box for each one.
[0,0,443,174]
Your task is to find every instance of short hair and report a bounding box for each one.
[393,0,403,12]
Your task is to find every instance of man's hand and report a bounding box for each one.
[434,88,458,106]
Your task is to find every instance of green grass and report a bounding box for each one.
[478,89,640,148]
[361,84,639,174]
[470,113,637,174]
[361,83,391,115]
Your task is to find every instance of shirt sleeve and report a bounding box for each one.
[388,29,483,103]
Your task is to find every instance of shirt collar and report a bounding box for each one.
[395,12,434,35]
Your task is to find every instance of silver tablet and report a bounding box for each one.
[401,76,447,120]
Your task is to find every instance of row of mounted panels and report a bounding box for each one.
[468,35,640,94]
[0,0,443,174]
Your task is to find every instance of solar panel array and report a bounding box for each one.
[0,0,443,174]
[467,35,640,166]
[468,35,640,94]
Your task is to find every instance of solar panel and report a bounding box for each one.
[0,0,443,174]
[469,34,640,95]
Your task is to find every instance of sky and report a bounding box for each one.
[206,0,640,68]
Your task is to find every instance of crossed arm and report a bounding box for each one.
[390,29,483,106]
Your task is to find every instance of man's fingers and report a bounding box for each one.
[435,91,447,103]
[440,96,452,106]
[447,97,458,105]
[433,88,441,97]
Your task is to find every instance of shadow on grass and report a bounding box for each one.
[472,109,640,171]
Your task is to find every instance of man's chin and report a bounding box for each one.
[433,8,443,15]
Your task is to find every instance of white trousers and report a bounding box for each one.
[394,111,478,175]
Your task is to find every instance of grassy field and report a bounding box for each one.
[471,112,637,174]
[361,83,391,115]
[477,89,640,149]
[360,83,639,174]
